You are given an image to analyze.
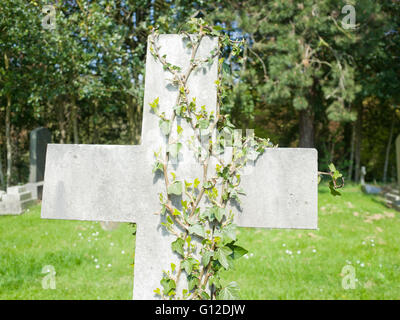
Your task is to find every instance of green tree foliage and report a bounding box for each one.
[0,0,399,187]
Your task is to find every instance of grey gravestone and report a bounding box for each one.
[41,35,318,299]
[396,134,400,186]
[28,127,51,199]
[0,185,35,215]
[360,166,381,194]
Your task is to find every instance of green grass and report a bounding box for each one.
[1,184,399,299]
[0,209,135,299]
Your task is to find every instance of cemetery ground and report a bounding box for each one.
[1,183,399,300]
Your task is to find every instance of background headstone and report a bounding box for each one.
[0,185,35,215]
[28,127,51,199]
[360,166,381,194]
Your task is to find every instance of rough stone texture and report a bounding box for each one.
[396,134,400,186]
[41,35,318,299]
[29,127,51,199]
[384,187,400,211]
[0,185,35,215]
[25,181,44,200]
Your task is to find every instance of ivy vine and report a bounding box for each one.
[148,18,343,300]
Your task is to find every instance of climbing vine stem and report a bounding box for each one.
[148,18,342,300]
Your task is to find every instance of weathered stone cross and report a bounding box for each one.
[41,35,318,299]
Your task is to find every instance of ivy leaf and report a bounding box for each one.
[181,257,197,274]
[198,119,209,129]
[160,278,176,295]
[200,207,213,220]
[177,125,183,135]
[168,142,182,158]
[217,281,240,300]
[222,224,237,243]
[329,181,341,196]
[328,163,336,172]
[153,288,161,296]
[149,97,159,111]
[201,291,211,299]
[174,104,183,116]
[152,161,163,174]
[209,275,222,290]
[188,223,205,238]
[222,62,231,75]
[167,181,183,195]
[215,246,233,269]
[202,250,214,266]
[203,181,213,189]
[227,243,248,259]
[171,238,185,257]
[214,207,226,223]
[188,275,199,291]
[159,119,171,135]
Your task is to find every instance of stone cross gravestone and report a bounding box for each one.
[396,134,400,186]
[28,127,51,199]
[41,35,318,299]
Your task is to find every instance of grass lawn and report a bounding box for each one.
[1,184,399,299]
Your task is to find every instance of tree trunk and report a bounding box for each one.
[299,108,315,148]
[57,101,67,144]
[354,105,363,183]
[93,100,99,144]
[71,97,79,144]
[135,99,142,144]
[383,113,395,183]
[6,94,12,187]
[126,99,136,145]
[0,145,4,189]
[347,123,356,181]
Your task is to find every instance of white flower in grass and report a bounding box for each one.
[107,264,112,268]
[121,250,125,254]
[297,250,301,254]
[96,265,100,269]
[110,242,114,246]
[94,258,98,262]
[312,249,317,253]
[282,244,286,247]
[360,263,365,267]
